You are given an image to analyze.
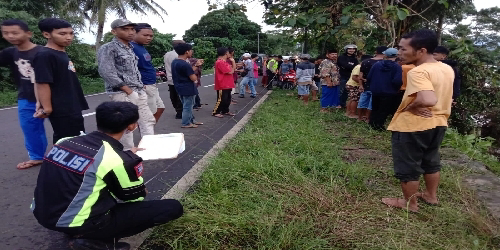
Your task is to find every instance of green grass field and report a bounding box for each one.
[141,89,500,249]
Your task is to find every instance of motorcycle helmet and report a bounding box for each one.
[344,44,358,50]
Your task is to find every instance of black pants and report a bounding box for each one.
[212,89,232,115]
[369,94,400,131]
[267,70,276,90]
[49,113,85,144]
[169,85,183,117]
[194,94,201,108]
[339,76,349,108]
[70,200,183,241]
[392,127,447,182]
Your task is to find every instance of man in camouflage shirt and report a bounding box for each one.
[319,49,341,112]
[97,19,155,150]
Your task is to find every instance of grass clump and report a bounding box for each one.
[143,89,499,249]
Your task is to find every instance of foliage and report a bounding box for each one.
[192,38,217,68]
[443,128,500,175]
[64,0,167,49]
[262,31,297,56]
[183,7,265,64]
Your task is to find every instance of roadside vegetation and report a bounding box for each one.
[141,90,500,249]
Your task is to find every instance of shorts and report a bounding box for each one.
[144,84,165,113]
[347,85,361,102]
[391,126,447,182]
[357,91,372,110]
[297,85,310,95]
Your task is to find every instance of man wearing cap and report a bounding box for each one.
[97,19,156,150]
[366,48,403,131]
[295,54,318,104]
[239,53,257,98]
[337,44,359,108]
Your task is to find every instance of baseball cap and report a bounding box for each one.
[242,53,251,58]
[111,19,137,29]
[300,54,311,59]
[383,48,398,57]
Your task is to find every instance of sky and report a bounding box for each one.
[78,0,498,44]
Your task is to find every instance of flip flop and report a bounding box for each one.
[417,193,439,206]
[213,114,224,118]
[223,112,236,116]
[181,124,198,128]
[194,122,204,125]
[17,160,43,170]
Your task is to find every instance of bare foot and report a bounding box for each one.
[417,192,439,205]
[17,160,43,170]
[348,114,358,119]
[381,197,418,212]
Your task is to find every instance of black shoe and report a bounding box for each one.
[69,239,131,250]
[175,114,182,119]
[239,95,245,98]
[250,95,256,98]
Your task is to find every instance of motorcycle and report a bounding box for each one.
[156,65,168,83]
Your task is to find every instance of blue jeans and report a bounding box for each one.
[179,95,196,126]
[320,85,339,108]
[357,91,372,110]
[18,99,48,160]
[240,77,256,96]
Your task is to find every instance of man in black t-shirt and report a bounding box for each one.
[357,46,387,122]
[0,19,47,169]
[33,18,89,144]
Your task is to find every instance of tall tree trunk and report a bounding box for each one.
[303,27,309,54]
[95,22,104,52]
[436,13,444,45]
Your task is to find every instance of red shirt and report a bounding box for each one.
[215,59,235,90]
[253,61,258,77]
[226,59,238,82]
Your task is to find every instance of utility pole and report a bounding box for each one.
[257,32,260,54]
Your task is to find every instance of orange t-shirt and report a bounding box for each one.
[401,64,416,90]
[388,62,454,132]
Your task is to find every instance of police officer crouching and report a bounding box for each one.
[31,101,183,250]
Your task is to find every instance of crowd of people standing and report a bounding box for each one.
[0,13,462,249]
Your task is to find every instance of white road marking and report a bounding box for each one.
[0,74,214,112]
[82,112,96,117]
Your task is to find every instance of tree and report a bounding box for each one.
[64,0,167,51]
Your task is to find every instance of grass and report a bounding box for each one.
[202,67,214,75]
[141,90,500,249]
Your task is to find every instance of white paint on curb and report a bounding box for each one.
[123,90,272,249]
[82,112,96,117]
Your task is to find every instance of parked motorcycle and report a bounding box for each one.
[156,65,168,83]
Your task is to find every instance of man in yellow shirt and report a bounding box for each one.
[345,64,362,118]
[382,30,454,213]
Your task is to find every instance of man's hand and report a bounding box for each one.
[127,91,140,105]
[33,108,51,119]
[130,147,145,154]
[229,58,236,63]
[405,107,433,118]
[359,86,364,93]
[196,59,204,66]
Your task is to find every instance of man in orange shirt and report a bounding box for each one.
[398,61,416,107]
[382,30,454,213]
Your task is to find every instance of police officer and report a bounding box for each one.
[32,101,183,250]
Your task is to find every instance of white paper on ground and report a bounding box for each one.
[136,133,185,160]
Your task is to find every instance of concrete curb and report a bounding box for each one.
[124,90,273,249]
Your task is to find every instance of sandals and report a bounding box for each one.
[181,124,198,128]
[17,160,43,170]
[213,114,224,118]
[223,112,236,116]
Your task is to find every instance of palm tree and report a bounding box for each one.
[65,0,167,50]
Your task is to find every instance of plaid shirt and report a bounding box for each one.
[98,37,143,93]
[319,59,340,86]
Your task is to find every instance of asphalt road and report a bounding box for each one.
[0,75,269,249]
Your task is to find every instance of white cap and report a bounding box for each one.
[242,53,251,58]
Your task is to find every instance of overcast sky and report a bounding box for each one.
[78,0,498,44]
